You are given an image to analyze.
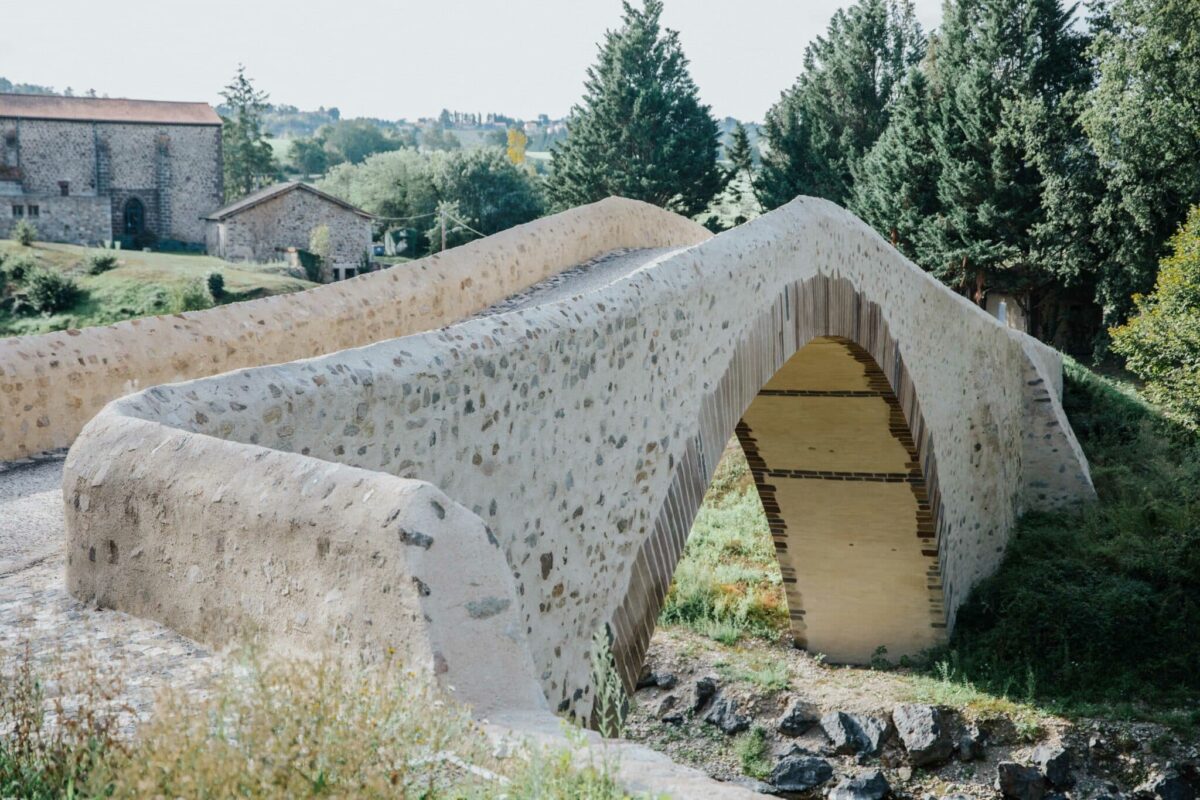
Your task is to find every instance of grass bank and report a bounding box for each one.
[942,359,1200,716]
[662,359,1200,724]
[0,241,314,336]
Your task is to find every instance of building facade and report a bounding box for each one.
[0,94,222,248]
[204,182,373,280]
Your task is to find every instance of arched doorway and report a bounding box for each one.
[123,197,145,238]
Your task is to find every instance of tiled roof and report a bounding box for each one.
[0,94,221,125]
[204,181,373,221]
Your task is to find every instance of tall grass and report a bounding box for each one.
[659,442,788,643]
[943,359,1200,709]
[1,647,646,799]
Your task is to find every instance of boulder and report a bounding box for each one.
[703,695,750,735]
[956,727,984,762]
[693,675,718,711]
[636,665,679,690]
[771,755,834,793]
[1032,743,1072,788]
[997,761,1047,800]
[778,699,820,736]
[892,704,954,767]
[1138,770,1196,800]
[655,693,678,718]
[821,711,892,756]
[829,769,890,800]
[654,670,678,690]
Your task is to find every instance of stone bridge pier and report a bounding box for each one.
[59,197,1093,757]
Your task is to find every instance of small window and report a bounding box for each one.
[11,205,22,218]
[58,181,69,197]
[27,205,39,218]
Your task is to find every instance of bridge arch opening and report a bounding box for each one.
[609,277,949,692]
[733,335,943,663]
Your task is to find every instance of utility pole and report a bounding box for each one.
[440,205,447,253]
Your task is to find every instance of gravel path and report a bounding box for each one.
[0,246,683,728]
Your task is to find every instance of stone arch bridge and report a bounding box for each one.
[56,198,1092,770]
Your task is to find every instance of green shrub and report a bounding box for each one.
[943,359,1200,707]
[2,647,636,800]
[11,220,36,246]
[736,727,773,781]
[1111,205,1200,430]
[85,251,119,275]
[2,255,32,283]
[205,270,225,301]
[169,278,213,313]
[22,267,79,314]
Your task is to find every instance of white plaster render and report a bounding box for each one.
[60,197,1094,796]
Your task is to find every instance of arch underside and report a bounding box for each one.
[610,274,948,689]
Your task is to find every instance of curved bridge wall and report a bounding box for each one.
[63,197,1093,727]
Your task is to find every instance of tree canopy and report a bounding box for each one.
[547,0,724,218]
[756,0,925,209]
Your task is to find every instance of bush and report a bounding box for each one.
[0,649,127,799]
[85,251,119,275]
[10,219,36,246]
[1111,204,1200,430]
[205,270,225,301]
[2,254,32,283]
[22,267,79,314]
[169,278,213,313]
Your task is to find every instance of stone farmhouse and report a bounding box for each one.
[0,94,222,248]
[204,181,373,281]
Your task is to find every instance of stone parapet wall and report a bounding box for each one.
[0,198,710,459]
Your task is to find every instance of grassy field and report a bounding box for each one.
[0,241,315,336]
[663,359,1200,723]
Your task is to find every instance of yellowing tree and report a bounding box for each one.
[506,128,527,165]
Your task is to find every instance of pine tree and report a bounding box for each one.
[922,0,1090,299]
[755,0,925,209]
[220,66,279,201]
[727,122,754,179]
[547,0,724,218]
[849,66,939,261]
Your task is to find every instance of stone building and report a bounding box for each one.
[0,93,222,247]
[204,182,373,280]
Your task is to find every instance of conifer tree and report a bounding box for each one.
[849,67,939,261]
[756,0,925,209]
[220,66,279,201]
[922,0,1090,299]
[1082,0,1200,322]
[726,122,754,180]
[547,0,724,218]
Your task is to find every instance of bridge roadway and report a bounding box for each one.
[0,245,685,730]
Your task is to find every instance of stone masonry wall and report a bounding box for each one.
[209,189,371,270]
[0,118,220,245]
[0,194,110,243]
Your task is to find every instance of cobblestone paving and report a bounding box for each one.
[0,247,669,732]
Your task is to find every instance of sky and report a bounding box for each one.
[1,0,942,124]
